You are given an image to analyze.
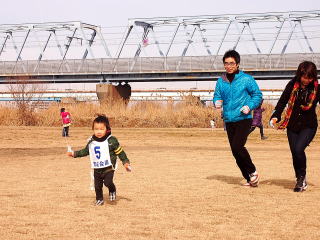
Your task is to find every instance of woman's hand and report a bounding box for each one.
[269,118,278,128]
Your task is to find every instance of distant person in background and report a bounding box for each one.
[249,99,268,140]
[213,50,262,187]
[269,61,320,192]
[115,81,132,105]
[122,81,132,104]
[60,108,71,137]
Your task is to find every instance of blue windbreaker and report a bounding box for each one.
[213,71,262,123]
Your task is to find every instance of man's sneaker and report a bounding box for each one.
[242,182,251,187]
[249,171,260,187]
[261,136,268,140]
[95,200,104,206]
[294,176,308,192]
[109,192,116,201]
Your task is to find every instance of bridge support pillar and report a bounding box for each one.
[96,83,131,105]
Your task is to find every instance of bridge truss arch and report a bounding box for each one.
[0,10,320,80]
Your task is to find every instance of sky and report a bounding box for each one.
[1,0,320,91]
[1,0,320,27]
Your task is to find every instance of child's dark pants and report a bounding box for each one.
[62,126,69,137]
[94,168,116,201]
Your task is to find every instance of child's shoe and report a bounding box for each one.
[261,136,268,140]
[109,192,116,201]
[95,200,104,206]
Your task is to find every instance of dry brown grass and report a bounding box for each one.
[0,126,320,240]
[1,99,307,128]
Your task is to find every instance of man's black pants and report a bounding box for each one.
[225,119,256,182]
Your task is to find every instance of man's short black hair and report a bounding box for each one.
[223,50,240,64]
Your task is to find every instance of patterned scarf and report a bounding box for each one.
[278,80,318,129]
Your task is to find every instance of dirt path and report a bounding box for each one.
[0,126,319,240]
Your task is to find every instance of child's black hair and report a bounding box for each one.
[60,108,65,113]
[92,114,111,130]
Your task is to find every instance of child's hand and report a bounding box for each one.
[66,151,74,157]
[66,146,74,157]
[124,163,132,172]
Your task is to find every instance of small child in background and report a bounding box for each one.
[249,99,268,140]
[67,114,132,206]
[60,108,71,137]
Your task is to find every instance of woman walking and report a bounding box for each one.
[270,61,320,192]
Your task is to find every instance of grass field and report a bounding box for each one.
[0,126,320,240]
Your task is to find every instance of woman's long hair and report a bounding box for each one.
[295,61,318,83]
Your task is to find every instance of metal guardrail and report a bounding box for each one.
[0,89,284,102]
[1,53,320,75]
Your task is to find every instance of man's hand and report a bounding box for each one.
[240,105,250,114]
[214,100,223,109]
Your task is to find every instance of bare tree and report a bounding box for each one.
[7,76,47,125]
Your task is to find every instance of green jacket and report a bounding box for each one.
[73,135,129,169]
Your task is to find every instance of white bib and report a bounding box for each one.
[89,139,112,169]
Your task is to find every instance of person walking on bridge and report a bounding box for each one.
[213,50,262,187]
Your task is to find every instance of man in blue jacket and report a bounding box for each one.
[213,50,262,187]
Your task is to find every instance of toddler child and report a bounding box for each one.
[67,115,131,206]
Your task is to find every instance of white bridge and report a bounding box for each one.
[0,10,319,84]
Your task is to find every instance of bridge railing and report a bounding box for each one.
[1,53,319,75]
[0,89,284,103]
